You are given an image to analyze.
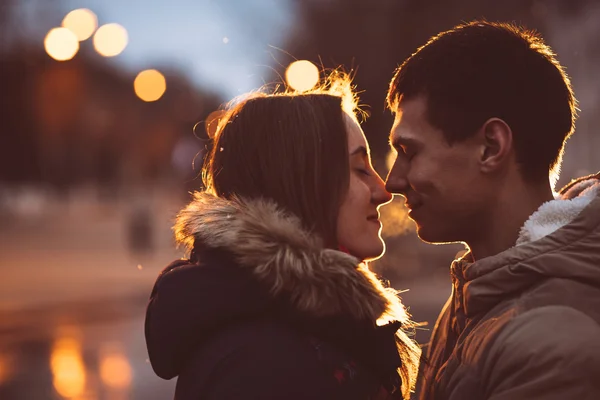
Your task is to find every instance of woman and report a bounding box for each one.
[145,73,420,399]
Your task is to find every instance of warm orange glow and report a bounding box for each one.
[99,345,132,390]
[285,60,319,92]
[62,9,97,41]
[50,337,86,398]
[386,148,397,173]
[44,27,79,61]
[0,352,14,385]
[134,69,167,102]
[93,23,128,57]
[379,195,415,238]
[382,149,415,237]
[204,110,226,139]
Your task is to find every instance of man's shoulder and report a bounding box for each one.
[476,305,600,393]
[496,305,599,344]
[520,277,600,323]
[481,305,600,370]
[462,290,600,364]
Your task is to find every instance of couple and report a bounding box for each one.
[145,21,600,400]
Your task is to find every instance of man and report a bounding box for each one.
[385,21,600,399]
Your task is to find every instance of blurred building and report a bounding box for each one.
[0,0,221,197]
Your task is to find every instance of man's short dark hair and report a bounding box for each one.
[387,21,577,183]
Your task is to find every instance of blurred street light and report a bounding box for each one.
[0,352,14,386]
[44,27,79,61]
[134,69,167,102]
[93,23,128,57]
[62,8,98,41]
[99,344,132,390]
[285,60,319,92]
[50,336,86,398]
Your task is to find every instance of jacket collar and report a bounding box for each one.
[516,175,599,245]
[451,173,600,316]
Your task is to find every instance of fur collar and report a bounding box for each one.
[173,192,420,396]
[174,192,412,326]
[517,176,599,246]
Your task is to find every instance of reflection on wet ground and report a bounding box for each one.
[0,296,175,400]
[0,287,448,400]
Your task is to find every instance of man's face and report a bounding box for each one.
[385,96,493,244]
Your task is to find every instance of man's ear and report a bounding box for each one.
[478,118,513,173]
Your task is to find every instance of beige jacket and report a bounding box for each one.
[418,172,600,400]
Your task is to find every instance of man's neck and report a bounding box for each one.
[468,181,554,261]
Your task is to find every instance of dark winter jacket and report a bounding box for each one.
[145,193,420,400]
[418,173,600,400]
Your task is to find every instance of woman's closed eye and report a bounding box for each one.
[354,165,372,177]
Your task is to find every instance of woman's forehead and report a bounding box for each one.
[343,113,368,151]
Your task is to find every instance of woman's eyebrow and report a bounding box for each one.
[350,146,368,157]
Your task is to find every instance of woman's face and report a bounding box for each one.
[336,114,392,261]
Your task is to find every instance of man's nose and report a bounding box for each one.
[385,161,410,195]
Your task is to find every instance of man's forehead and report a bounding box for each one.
[389,97,432,143]
[390,113,418,144]
[395,95,427,120]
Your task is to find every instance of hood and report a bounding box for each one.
[146,192,420,385]
[144,254,271,381]
[461,172,600,316]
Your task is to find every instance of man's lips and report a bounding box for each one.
[367,214,380,223]
[405,202,422,212]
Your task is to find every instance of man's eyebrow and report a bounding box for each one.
[350,146,368,157]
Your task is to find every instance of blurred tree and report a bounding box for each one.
[0,0,13,51]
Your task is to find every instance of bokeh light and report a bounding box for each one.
[285,60,319,92]
[99,344,132,389]
[0,352,14,385]
[134,69,167,102]
[44,27,79,61]
[50,336,86,398]
[62,8,98,41]
[93,23,128,57]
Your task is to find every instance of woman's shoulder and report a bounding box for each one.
[184,318,327,372]
[176,318,344,399]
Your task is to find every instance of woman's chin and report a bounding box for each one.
[348,241,385,262]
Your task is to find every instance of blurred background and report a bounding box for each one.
[1,0,599,398]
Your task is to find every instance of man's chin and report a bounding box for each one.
[415,225,455,245]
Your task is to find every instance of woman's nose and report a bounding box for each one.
[373,173,393,205]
